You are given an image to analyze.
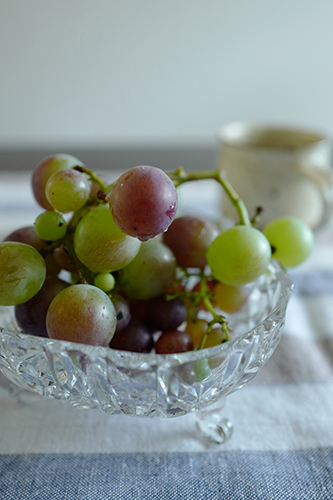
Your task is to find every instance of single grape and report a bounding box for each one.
[263,216,315,267]
[163,215,219,268]
[194,358,211,382]
[46,284,116,346]
[204,328,227,348]
[213,281,248,313]
[15,276,68,337]
[45,169,91,213]
[34,211,67,241]
[146,295,187,332]
[155,329,193,354]
[94,272,115,292]
[109,165,178,241]
[206,225,271,286]
[185,318,208,349]
[0,242,46,306]
[117,239,177,300]
[110,294,131,333]
[109,318,154,353]
[32,154,85,210]
[73,204,141,273]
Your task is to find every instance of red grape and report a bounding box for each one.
[46,284,116,346]
[163,215,219,268]
[155,330,193,354]
[109,165,178,241]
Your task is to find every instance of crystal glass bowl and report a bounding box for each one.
[0,260,293,441]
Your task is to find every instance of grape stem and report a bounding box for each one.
[198,274,230,349]
[168,167,251,226]
[166,270,230,350]
[63,233,94,284]
[74,166,108,192]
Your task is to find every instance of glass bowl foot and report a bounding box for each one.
[195,406,233,445]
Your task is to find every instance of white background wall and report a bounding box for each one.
[1,0,333,149]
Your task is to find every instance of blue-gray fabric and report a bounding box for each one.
[1,451,333,500]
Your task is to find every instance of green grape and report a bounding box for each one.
[46,284,116,346]
[73,204,141,273]
[206,225,271,286]
[0,242,46,306]
[45,169,91,213]
[204,328,227,348]
[117,239,177,300]
[263,216,314,267]
[94,272,116,292]
[213,282,248,313]
[34,211,67,241]
[194,358,211,382]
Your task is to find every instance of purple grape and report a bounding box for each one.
[109,165,178,241]
[4,225,46,250]
[163,215,219,268]
[15,276,68,337]
[155,330,194,354]
[109,318,154,353]
[146,295,187,331]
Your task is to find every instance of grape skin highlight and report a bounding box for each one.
[46,284,117,346]
[109,165,178,241]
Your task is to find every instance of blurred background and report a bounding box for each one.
[1,0,333,171]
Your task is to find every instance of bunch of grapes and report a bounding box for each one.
[0,154,315,356]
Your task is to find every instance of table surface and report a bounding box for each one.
[0,171,333,499]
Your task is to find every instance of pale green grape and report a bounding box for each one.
[45,169,91,213]
[117,239,177,300]
[94,272,115,292]
[73,204,141,273]
[0,242,46,306]
[34,211,67,241]
[46,284,116,346]
[206,225,271,286]
[263,216,314,267]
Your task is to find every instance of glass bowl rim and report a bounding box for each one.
[0,259,294,365]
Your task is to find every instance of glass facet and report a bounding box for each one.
[0,260,293,418]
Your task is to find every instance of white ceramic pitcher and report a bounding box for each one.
[216,122,333,230]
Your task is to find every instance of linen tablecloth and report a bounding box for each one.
[0,170,332,499]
